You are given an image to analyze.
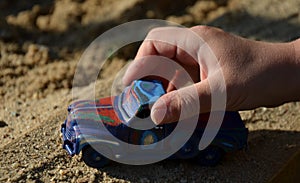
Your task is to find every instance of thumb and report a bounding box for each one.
[151,80,212,124]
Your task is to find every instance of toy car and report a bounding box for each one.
[61,80,248,168]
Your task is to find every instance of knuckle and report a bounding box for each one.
[190,25,212,33]
[146,27,168,43]
[190,25,225,38]
[147,27,166,37]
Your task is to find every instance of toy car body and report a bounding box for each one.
[61,80,248,168]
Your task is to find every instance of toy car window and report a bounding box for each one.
[121,87,140,119]
[134,86,149,104]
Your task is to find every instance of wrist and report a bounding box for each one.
[252,40,300,103]
[291,38,300,101]
[285,39,300,101]
[292,38,300,65]
[280,40,300,101]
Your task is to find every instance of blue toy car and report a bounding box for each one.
[61,80,248,168]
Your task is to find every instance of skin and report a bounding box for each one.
[123,26,300,124]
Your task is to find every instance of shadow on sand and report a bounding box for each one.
[1,0,299,58]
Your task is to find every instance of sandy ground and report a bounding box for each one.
[0,0,300,182]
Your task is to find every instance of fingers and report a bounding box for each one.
[122,26,229,124]
[122,55,188,87]
[123,27,203,86]
[166,69,195,92]
[151,80,212,124]
[139,27,204,60]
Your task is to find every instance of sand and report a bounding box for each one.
[0,0,299,182]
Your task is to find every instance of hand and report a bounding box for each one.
[123,26,300,124]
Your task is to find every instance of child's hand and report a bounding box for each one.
[123,26,300,124]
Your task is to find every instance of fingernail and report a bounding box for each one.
[151,108,167,124]
[151,99,167,124]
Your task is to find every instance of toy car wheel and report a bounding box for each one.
[175,138,199,159]
[196,145,225,166]
[82,146,110,168]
